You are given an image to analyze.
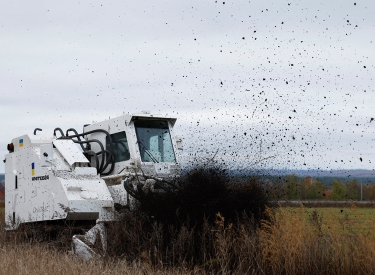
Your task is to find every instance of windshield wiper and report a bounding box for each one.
[137,140,159,163]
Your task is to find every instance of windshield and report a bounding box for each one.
[134,119,176,163]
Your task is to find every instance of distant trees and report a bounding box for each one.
[270,174,328,200]
[331,180,346,200]
[330,179,361,200]
[362,184,375,200]
[301,177,326,199]
[285,174,299,199]
[269,175,375,201]
[346,180,360,200]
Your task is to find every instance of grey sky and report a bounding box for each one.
[0,0,374,173]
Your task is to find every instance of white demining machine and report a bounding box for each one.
[4,113,183,259]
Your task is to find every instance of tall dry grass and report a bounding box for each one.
[104,205,375,274]
[3,169,375,275]
[2,205,375,274]
[0,243,200,275]
[259,206,375,274]
[0,211,189,275]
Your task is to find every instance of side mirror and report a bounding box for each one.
[175,136,183,151]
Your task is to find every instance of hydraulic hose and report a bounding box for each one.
[66,128,85,150]
[66,129,114,168]
[101,153,115,176]
[96,150,115,175]
[73,139,106,174]
[66,129,113,150]
[82,150,100,171]
[53,128,65,137]
[123,178,143,201]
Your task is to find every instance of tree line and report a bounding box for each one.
[266,174,375,201]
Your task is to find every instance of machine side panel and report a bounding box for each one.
[5,147,68,229]
[5,141,116,228]
[58,177,115,221]
[4,153,16,226]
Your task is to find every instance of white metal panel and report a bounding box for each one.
[53,149,71,171]
[40,144,53,167]
[53,139,89,166]
[75,167,97,176]
[12,135,31,151]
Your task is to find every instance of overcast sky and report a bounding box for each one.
[0,0,374,173]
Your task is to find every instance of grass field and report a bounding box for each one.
[291,206,375,234]
[2,203,375,274]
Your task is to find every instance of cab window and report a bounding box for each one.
[106,131,130,163]
[134,120,176,163]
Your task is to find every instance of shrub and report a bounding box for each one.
[106,166,269,268]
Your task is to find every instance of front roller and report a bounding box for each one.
[71,223,107,260]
